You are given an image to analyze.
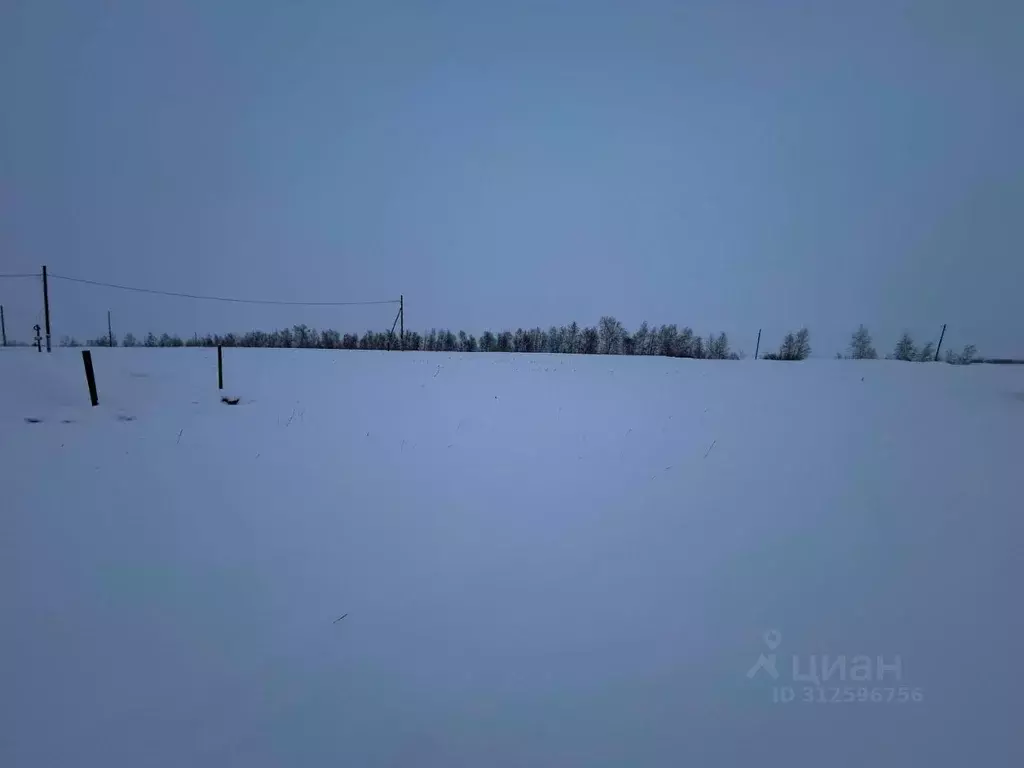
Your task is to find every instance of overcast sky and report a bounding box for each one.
[2,0,1022,356]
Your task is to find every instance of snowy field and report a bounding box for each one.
[2,347,1023,766]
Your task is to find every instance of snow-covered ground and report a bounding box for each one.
[2,347,1022,766]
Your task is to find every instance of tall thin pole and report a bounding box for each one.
[108,310,113,348]
[399,295,404,350]
[42,265,51,352]
[1,305,6,346]
[754,328,761,360]
[934,323,946,362]
[82,350,99,406]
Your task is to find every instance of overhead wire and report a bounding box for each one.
[47,273,399,307]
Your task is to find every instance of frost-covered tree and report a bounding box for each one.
[547,326,561,353]
[565,322,580,353]
[691,335,705,359]
[916,341,935,362]
[675,327,693,358]
[794,328,811,360]
[951,344,977,365]
[773,328,810,360]
[598,316,625,355]
[532,327,547,352]
[622,332,635,355]
[320,329,341,349]
[707,332,730,359]
[848,325,877,359]
[581,326,599,355]
[657,324,677,357]
[778,332,797,360]
[633,321,651,356]
[893,332,917,361]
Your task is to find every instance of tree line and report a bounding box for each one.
[841,325,977,364]
[55,319,978,363]
[60,317,772,359]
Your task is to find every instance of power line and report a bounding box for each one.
[0,273,39,279]
[48,273,400,307]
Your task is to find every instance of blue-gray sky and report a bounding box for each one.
[2,0,1022,356]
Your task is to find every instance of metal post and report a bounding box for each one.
[934,323,946,362]
[108,310,113,348]
[754,329,761,360]
[42,265,51,352]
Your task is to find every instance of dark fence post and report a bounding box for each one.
[82,350,99,406]
[218,345,224,389]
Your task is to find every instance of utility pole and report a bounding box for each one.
[42,265,51,352]
[754,328,762,360]
[933,324,946,361]
[399,295,404,350]
[934,323,946,362]
[1,305,6,346]
[108,310,113,348]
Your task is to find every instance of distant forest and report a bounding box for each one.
[52,318,982,364]
[60,318,760,360]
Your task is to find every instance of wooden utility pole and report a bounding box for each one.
[754,328,762,360]
[1,304,6,346]
[934,323,947,362]
[108,310,113,348]
[42,265,51,352]
[82,350,99,406]
[400,295,404,350]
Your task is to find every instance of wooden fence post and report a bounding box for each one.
[218,346,224,390]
